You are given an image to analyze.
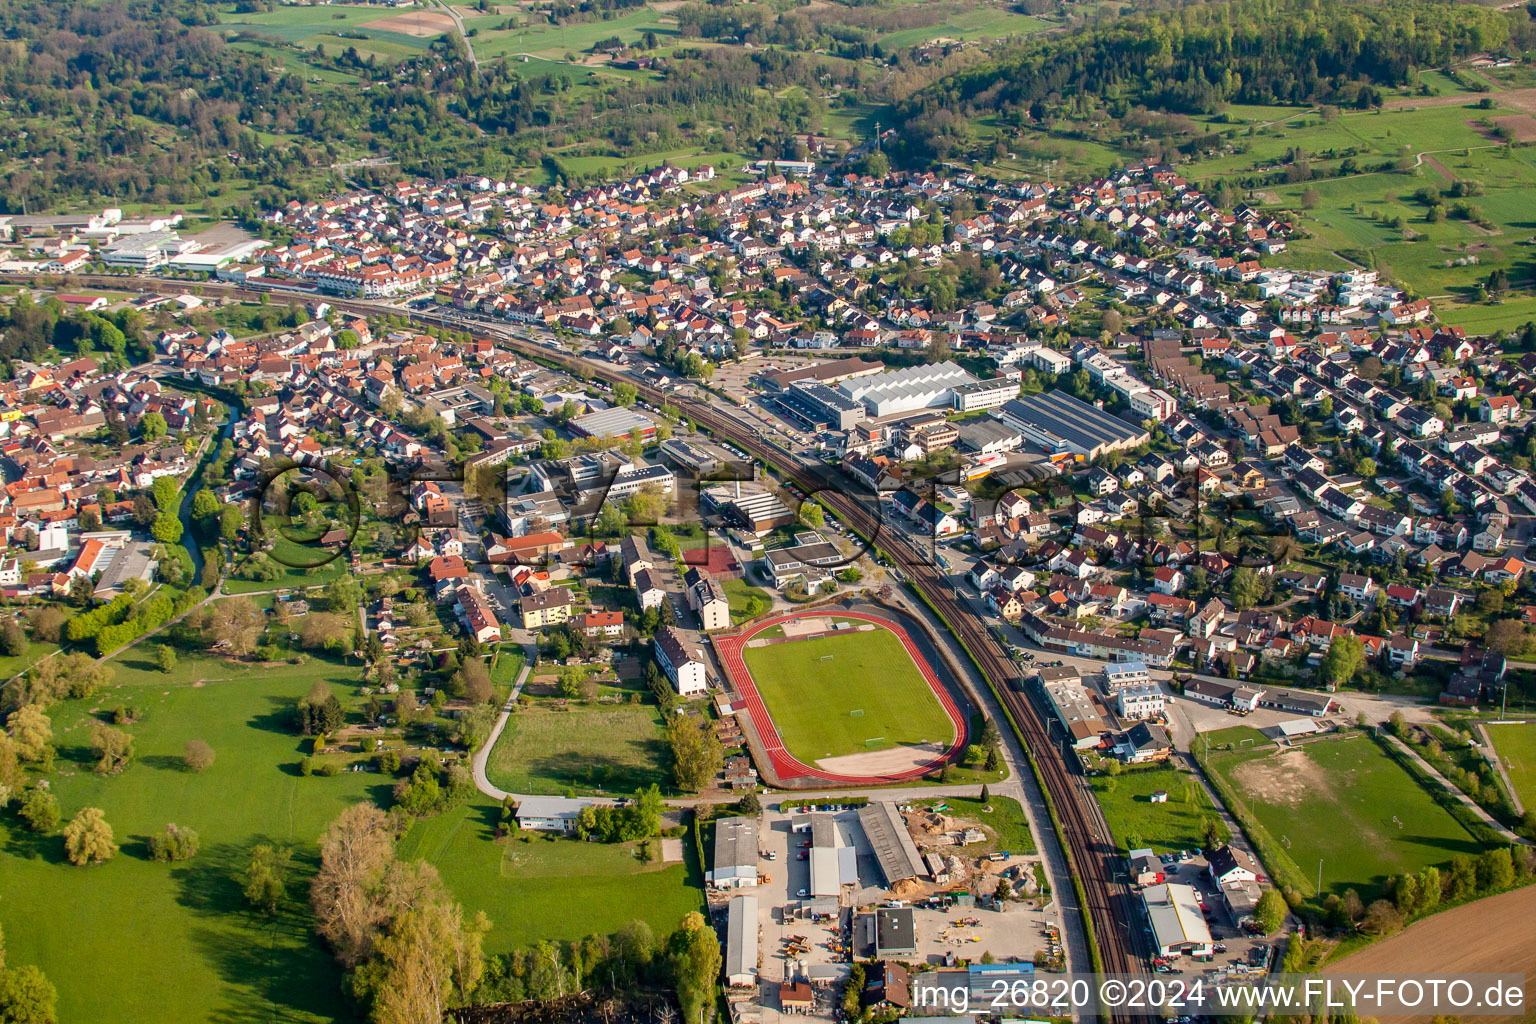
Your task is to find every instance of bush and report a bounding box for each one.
[183,739,215,772]
[148,823,201,862]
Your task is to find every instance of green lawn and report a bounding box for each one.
[740,619,956,764]
[0,636,61,683]
[0,652,377,1024]
[722,577,772,623]
[1205,733,1485,901]
[485,703,669,796]
[1090,766,1228,855]
[396,796,704,953]
[1487,722,1536,810]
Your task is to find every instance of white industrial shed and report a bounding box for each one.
[709,816,759,888]
[724,895,759,988]
[839,361,977,417]
[1142,882,1213,956]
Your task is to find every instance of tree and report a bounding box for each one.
[8,705,53,766]
[453,660,494,705]
[26,607,66,644]
[667,712,723,791]
[1485,618,1531,657]
[90,723,133,774]
[148,823,200,862]
[1320,634,1365,688]
[980,783,990,803]
[183,739,216,773]
[62,807,117,866]
[243,844,293,915]
[18,788,60,833]
[1357,457,1377,479]
[0,926,58,1024]
[593,501,627,537]
[310,802,395,966]
[362,897,490,1024]
[140,411,167,442]
[154,645,178,674]
[613,382,638,407]
[0,621,24,659]
[1230,567,1262,610]
[1360,899,1405,935]
[297,681,345,736]
[965,743,988,766]
[667,912,721,1024]
[798,501,825,530]
[151,511,183,545]
[1253,888,1287,933]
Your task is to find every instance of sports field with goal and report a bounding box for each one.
[739,620,956,765]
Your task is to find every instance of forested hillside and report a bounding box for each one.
[0,0,871,212]
[892,0,1527,165]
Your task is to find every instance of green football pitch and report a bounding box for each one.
[740,623,956,764]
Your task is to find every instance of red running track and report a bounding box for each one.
[714,610,968,784]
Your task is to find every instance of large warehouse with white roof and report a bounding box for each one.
[839,361,977,418]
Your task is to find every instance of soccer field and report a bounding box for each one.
[1206,733,1485,901]
[739,622,956,765]
[1487,723,1536,810]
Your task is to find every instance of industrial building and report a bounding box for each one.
[839,361,977,418]
[857,802,926,886]
[724,895,759,988]
[709,816,759,888]
[1142,883,1213,956]
[950,376,1019,413]
[569,406,658,441]
[997,390,1150,459]
[777,381,866,431]
[702,485,796,536]
[795,814,859,899]
[763,357,884,391]
[858,907,917,957]
[956,418,1023,456]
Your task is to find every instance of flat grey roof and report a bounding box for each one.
[712,815,758,873]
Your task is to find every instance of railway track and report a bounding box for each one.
[14,273,1147,1011]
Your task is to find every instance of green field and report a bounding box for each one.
[1089,766,1228,855]
[395,797,704,952]
[218,2,437,46]
[740,619,956,764]
[1487,723,1536,810]
[472,7,675,61]
[485,703,669,795]
[1204,733,1486,901]
[722,577,772,623]
[0,652,376,1024]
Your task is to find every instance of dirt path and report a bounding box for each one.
[1325,885,1536,1023]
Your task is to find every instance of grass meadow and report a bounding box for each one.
[395,796,705,953]
[1089,766,1229,855]
[0,651,377,1024]
[484,703,670,796]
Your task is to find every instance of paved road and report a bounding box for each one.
[470,642,538,801]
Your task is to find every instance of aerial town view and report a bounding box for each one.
[3,0,1536,1022]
